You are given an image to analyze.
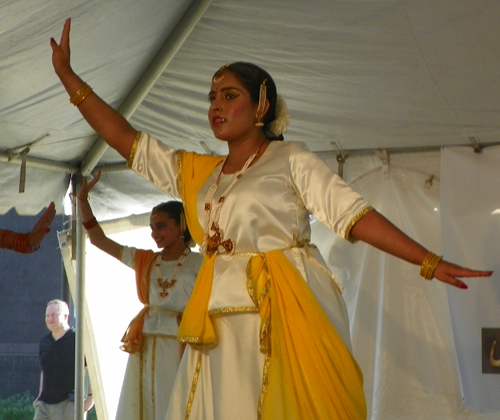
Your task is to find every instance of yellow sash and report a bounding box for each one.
[175,150,224,246]
[176,150,224,347]
[176,150,367,419]
[248,250,367,420]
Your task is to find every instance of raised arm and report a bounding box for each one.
[50,18,137,159]
[27,202,56,248]
[77,171,123,259]
[0,202,55,253]
[350,209,493,289]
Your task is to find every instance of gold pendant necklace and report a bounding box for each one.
[201,140,267,255]
[155,247,190,297]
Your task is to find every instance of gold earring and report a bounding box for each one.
[255,79,267,127]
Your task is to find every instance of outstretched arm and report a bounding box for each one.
[350,209,493,289]
[50,18,137,159]
[77,171,123,259]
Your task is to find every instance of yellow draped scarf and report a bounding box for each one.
[176,150,367,419]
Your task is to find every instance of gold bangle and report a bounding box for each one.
[420,252,443,280]
[70,83,93,106]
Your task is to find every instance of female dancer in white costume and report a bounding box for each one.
[52,19,492,420]
[77,172,202,420]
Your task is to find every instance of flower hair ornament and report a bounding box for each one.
[268,95,291,137]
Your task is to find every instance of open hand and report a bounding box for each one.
[433,260,493,289]
[78,170,102,201]
[50,18,72,77]
[27,202,56,247]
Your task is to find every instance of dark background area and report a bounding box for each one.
[0,208,67,399]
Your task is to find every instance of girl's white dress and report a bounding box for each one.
[115,246,202,420]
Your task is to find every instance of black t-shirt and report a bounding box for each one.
[38,328,76,404]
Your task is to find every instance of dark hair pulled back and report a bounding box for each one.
[214,62,284,141]
[151,201,192,246]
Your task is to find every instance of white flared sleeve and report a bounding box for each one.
[289,142,372,242]
[129,132,181,199]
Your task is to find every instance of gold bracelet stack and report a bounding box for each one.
[420,252,443,280]
[70,83,93,106]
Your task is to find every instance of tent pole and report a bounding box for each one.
[73,174,86,420]
[80,0,214,176]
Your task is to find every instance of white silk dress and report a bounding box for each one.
[130,133,371,420]
[115,246,202,420]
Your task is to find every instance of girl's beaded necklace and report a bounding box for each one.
[155,247,190,297]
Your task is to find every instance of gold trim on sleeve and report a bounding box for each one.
[127,131,143,168]
[117,245,124,262]
[176,150,184,199]
[344,206,374,241]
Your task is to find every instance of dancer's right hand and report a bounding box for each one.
[50,18,73,78]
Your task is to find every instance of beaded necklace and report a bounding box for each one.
[201,141,266,255]
[155,247,190,297]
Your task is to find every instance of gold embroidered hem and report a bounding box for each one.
[257,355,271,419]
[145,304,180,317]
[208,306,258,315]
[118,245,124,261]
[184,351,203,420]
[344,205,374,241]
[116,334,184,420]
[127,131,143,168]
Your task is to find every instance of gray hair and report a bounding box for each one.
[46,299,69,316]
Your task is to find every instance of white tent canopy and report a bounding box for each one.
[1,0,500,216]
[1,1,499,419]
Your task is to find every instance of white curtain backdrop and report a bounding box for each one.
[311,158,499,419]
[84,226,151,420]
[441,146,500,411]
